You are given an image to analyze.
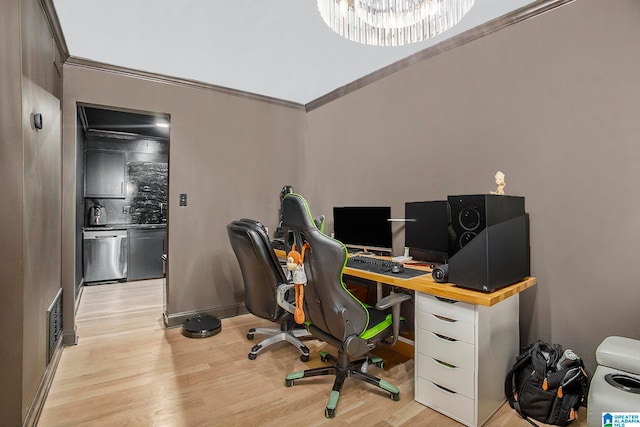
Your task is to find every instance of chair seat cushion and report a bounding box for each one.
[360,307,393,340]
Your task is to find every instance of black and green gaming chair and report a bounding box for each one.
[280,193,410,418]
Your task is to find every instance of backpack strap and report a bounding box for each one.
[505,351,541,427]
[505,352,531,411]
[579,365,590,408]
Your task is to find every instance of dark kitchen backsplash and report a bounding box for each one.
[129,161,168,224]
[85,134,168,226]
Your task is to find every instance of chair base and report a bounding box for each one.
[247,325,311,361]
[284,351,400,418]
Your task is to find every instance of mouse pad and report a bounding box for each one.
[380,267,429,280]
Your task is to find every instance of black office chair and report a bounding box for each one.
[280,193,410,418]
[227,219,310,361]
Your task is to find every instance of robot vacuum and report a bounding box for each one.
[182,314,221,338]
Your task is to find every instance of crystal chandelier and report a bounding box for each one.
[317,0,475,46]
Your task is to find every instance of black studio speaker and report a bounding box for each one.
[432,264,449,283]
[447,194,529,292]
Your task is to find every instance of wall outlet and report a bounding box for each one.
[179,194,187,207]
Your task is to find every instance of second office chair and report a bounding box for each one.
[227,219,310,361]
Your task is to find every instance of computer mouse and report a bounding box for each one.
[391,265,403,274]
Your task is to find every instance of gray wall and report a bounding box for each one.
[1,0,63,423]
[21,0,63,414]
[305,0,640,371]
[0,1,26,425]
[62,66,306,330]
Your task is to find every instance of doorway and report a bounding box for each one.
[75,104,170,308]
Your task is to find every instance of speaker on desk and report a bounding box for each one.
[447,194,529,292]
[432,264,449,283]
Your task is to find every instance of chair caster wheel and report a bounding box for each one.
[320,353,330,362]
[246,333,254,340]
[248,353,257,360]
[285,379,294,387]
[376,361,384,369]
[300,354,309,362]
[390,392,400,401]
[325,408,336,418]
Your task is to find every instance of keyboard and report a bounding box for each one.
[346,256,403,274]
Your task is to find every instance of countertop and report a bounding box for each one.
[83,223,167,231]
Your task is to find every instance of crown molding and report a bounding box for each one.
[305,0,576,112]
[40,0,69,61]
[65,57,306,111]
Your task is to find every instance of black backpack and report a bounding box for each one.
[505,341,590,426]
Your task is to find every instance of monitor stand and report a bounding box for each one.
[354,251,376,257]
[347,247,377,257]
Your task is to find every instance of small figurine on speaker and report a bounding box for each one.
[491,171,506,195]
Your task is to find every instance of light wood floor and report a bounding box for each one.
[37,280,586,427]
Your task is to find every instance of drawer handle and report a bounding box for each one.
[433,383,456,395]
[434,358,456,369]
[435,296,458,304]
[433,314,456,323]
[434,332,457,342]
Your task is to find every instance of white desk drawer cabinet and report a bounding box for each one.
[414,292,520,427]
[416,293,475,324]
[416,376,475,426]
[417,329,475,371]
[416,352,475,398]
[416,309,475,344]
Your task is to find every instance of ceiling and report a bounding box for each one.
[53,0,542,105]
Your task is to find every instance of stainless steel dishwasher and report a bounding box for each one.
[83,229,128,283]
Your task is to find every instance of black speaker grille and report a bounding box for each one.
[459,208,481,231]
[459,232,477,248]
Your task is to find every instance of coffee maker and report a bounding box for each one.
[88,204,107,225]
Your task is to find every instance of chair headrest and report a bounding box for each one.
[282,193,317,231]
[228,220,272,250]
[238,218,268,235]
[313,215,325,232]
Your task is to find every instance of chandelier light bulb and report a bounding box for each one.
[317,0,475,46]
[339,0,349,14]
[355,0,431,30]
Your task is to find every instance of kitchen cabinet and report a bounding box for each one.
[128,228,166,281]
[85,150,126,198]
[414,292,519,427]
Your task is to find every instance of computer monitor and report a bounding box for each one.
[332,206,392,254]
[404,201,450,263]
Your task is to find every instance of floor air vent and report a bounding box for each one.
[47,289,63,363]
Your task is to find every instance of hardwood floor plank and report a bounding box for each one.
[37,280,586,427]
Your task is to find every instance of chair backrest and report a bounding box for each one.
[227,219,288,322]
[281,193,369,340]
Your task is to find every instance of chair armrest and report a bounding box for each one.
[376,292,411,347]
[276,283,296,315]
[375,292,411,310]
